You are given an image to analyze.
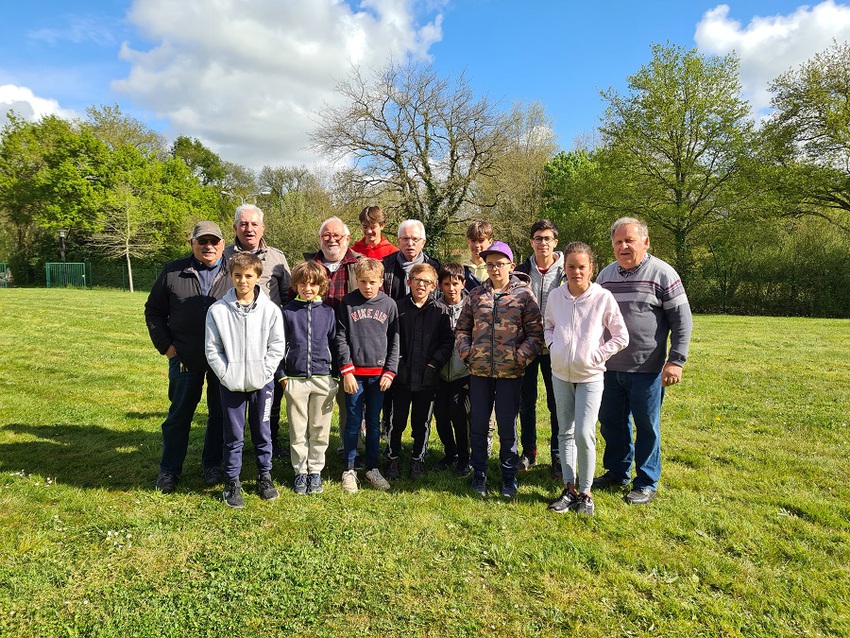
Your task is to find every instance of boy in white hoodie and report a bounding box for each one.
[205,252,286,508]
[544,242,628,516]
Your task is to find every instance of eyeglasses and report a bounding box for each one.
[485,262,512,271]
[195,237,221,246]
[531,236,556,244]
[321,233,345,242]
[398,236,424,243]
[411,277,435,286]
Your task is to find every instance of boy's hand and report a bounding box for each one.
[279,378,287,389]
[343,373,358,394]
[379,374,393,392]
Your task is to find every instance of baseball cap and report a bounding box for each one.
[191,221,223,240]
[479,241,514,263]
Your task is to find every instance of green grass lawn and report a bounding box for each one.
[0,288,848,637]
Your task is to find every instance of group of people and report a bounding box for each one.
[144,204,692,514]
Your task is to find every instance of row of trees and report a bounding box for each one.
[1,42,849,315]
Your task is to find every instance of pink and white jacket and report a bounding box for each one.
[544,282,629,383]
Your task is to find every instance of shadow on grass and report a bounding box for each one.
[0,422,209,492]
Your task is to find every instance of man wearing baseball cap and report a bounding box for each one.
[145,221,232,493]
[454,240,543,498]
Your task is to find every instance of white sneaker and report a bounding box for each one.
[365,468,391,490]
[341,469,359,494]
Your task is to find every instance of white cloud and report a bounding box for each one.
[113,0,444,169]
[0,84,78,124]
[695,1,850,115]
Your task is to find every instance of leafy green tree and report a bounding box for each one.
[311,61,509,252]
[86,104,166,157]
[171,136,227,187]
[599,43,755,282]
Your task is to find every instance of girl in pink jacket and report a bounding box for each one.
[544,242,629,516]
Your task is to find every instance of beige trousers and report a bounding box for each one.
[285,376,338,474]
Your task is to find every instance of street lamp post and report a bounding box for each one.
[58,228,68,287]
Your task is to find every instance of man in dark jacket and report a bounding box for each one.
[144,221,231,493]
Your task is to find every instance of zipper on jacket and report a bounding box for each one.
[306,301,313,378]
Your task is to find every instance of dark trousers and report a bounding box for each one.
[433,376,470,465]
[389,384,435,461]
[518,353,559,460]
[221,380,275,480]
[160,357,224,475]
[469,375,522,480]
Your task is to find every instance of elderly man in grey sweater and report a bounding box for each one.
[592,217,693,505]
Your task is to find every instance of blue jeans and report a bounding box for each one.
[159,357,224,475]
[597,371,664,490]
[221,380,275,480]
[344,375,384,471]
[518,354,559,460]
[469,376,522,480]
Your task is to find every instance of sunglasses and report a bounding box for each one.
[195,237,221,246]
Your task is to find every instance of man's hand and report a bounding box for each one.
[342,373,358,394]
[165,345,178,359]
[662,362,683,387]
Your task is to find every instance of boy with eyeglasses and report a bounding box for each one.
[455,241,543,498]
[386,263,454,480]
[514,219,566,478]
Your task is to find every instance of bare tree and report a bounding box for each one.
[311,61,509,249]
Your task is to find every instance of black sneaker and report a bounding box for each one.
[500,477,518,499]
[257,473,279,501]
[551,458,563,480]
[433,455,456,471]
[576,493,595,516]
[293,473,309,495]
[471,472,487,496]
[592,472,630,489]
[548,488,579,513]
[410,458,426,479]
[454,461,472,477]
[223,478,244,508]
[307,472,323,494]
[202,466,223,487]
[625,487,656,505]
[517,454,536,472]
[386,457,401,479]
[156,472,177,494]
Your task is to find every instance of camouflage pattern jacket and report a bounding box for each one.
[454,273,544,379]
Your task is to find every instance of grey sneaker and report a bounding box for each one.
[576,493,595,516]
[410,458,426,479]
[548,488,579,513]
[365,468,391,490]
[202,466,223,486]
[156,472,177,494]
[223,478,244,508]
[257,473,279,501]
[471,472,487,496]
[341,469,359,494]
[307,473,323,494]
[625,487,656,505]
[293,473,309,495]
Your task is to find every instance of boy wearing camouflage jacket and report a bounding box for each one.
[454,241,543,498]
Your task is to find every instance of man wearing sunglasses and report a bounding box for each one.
[145,221,231,494]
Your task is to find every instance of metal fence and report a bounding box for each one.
[45,262,91,288]
[0,263,9,288]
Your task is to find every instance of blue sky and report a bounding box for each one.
[2,1,850,169]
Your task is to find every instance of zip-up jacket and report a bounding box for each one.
[281,297,337,378]
[144,255,232,372]
[395,295,454,391]
[438,294,471,382]
[224,238,290,306]
[454,273,544,379]
[205,287,287,392]
[544,282,629,383]
[336,290,399,379]
[515,252,566,353]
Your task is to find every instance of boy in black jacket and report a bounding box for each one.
[386,263,454,480]
[336,258,399,493]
